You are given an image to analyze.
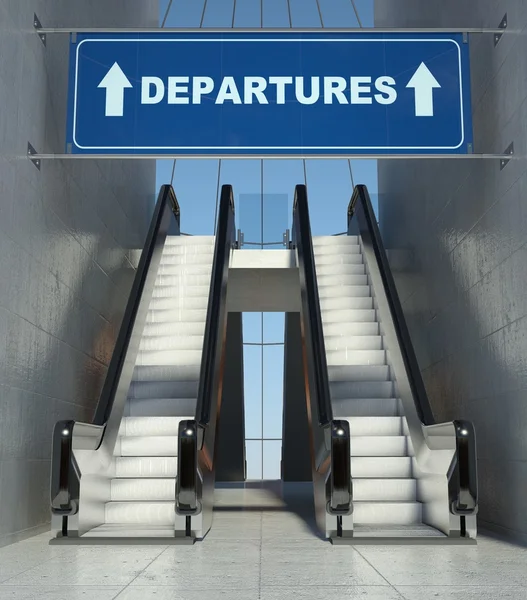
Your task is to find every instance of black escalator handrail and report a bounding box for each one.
[293,185,352,516]
[329,420,353,515]
[348,185,434,425]
[95,184,180,425]
[450,420,478,515]
[50,421,77,516]
[292,184,332,427]
[195,184,236,429]
[348,185,478,517]
[176,420,200,515]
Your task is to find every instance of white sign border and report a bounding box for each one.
[73,37,466,152]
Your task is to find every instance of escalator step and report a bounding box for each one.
[312,235,360,245]
[128,381,199,400]
[324,335,383,351]
[353,478,417,502]
[326,349,386,366]
[315,263,366,276]
[317,274,368,287]
[320,296,373,310]
[115,457,177,478]
[119,417,190,437]
[322,322,379,336]
[340,416,405,435]
[126,397,197,416]
[139,334,204,351]
[115,436,179,457]
[135,349,203,367]
[148,296,209,310]
[350,457,413,478]
[145,308,208,323]
[328,365,390,382]
[331,397,401,416]
[350,436,411,457]
[111,478,176,501]
[322,309,377,323]
[330,381,394,400]
[133,365,201,382]
[105,501,176,525]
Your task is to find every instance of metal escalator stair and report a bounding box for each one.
[313,235,426,532]
[99,235,215,531]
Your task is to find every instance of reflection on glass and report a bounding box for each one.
[239,193,289,246]
[239,193,262,245]
[264,194,289,244]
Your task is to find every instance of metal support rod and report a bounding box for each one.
[29,153,521,161]
[161,0,175,27]
[34,27,511,34]
[350,0,363,29]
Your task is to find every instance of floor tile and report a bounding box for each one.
[1,550,164,587]
[395,586,527,600]
[260,542,387,587]
[355,537,527,587]
[1,487,526,599]
[131,541,261,588]
[260,586,403,599]
[0,586,123,599]
[59,546,169,562]
[15,532,54,544]
[206,512,262,541]
[261,511,321,541]
[0,545,70,583]
[115,587,260,600]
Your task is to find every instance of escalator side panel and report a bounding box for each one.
[215,312,247,482]
[281,312,312,483]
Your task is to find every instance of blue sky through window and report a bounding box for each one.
[157,0,377,479]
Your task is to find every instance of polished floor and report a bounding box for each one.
[0,483,526,599]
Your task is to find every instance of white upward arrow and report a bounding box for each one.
[406,62,441,117]
[98,62,133,117]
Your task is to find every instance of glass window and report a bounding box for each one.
[246,441,263,480]
[171,159,221,235]
[201,0,235,27]
[263,193,289,245]
[262,0,290,27]
[263,441,282,480]
[243,345,262,439]
[263,345,284,439]
[239,193,262,245]
[233,0,261,27]
[263,313,285,344]
[243,313,263,344]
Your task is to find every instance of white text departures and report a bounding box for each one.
[140,75,398,106]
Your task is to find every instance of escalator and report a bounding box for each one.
[292,184,479,543]
[50,184,237,542]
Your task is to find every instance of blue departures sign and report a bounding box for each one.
[67,32,473,156]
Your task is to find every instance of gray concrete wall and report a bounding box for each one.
[0,0,158,546]
[374,1,527,542]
